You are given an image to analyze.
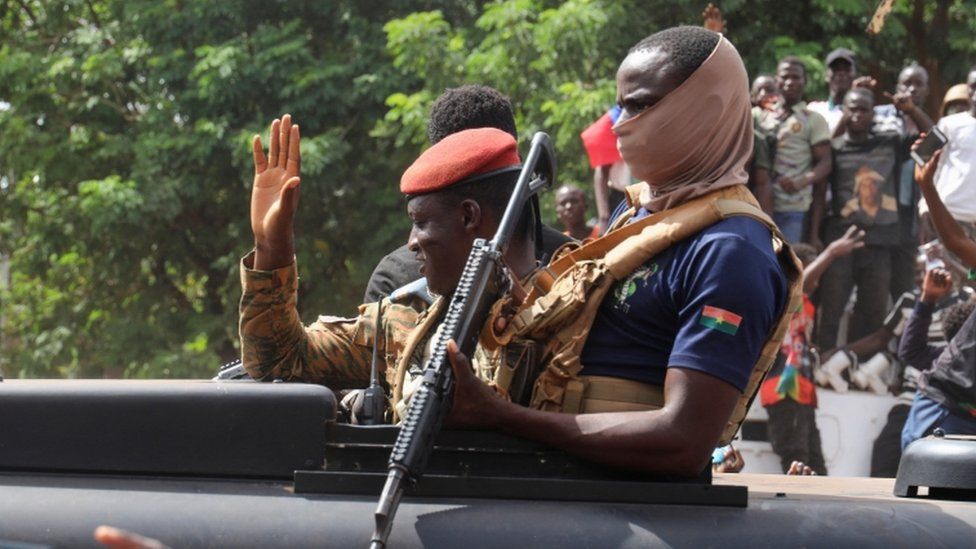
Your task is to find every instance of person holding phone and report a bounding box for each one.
[918,65,976,245]
[900,137,976,452]
[867,62,936,299]
[915,148,976,268]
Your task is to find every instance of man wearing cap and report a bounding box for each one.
[809,48,858,133]
[942,84,973,118]
[241,117,536,407]
[241,27,796,478]
[362,84,571,304]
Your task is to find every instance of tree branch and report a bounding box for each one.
[15,0,38,27]
[151,256,195,312]
[84,0,102,28]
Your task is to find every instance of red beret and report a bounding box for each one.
[400,127,521,195]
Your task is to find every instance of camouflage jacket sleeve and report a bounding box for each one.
[238,252,423,390]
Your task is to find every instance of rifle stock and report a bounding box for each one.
[370,132,556,548]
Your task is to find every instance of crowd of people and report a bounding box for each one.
[70,11,976,549]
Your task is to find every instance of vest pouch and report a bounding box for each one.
[495,339,544,407]
[512,261,609,339]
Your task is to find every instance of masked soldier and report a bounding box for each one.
[241,25,800,478]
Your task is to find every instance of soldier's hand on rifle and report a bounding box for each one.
[444,340,509,429]
[251,114,301,270]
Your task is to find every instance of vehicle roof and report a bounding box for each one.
[2,472,974,548]
[3,379,975,547]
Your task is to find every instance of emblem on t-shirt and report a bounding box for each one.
[611,263,659,313]
[699,305,742,336]
[790,121,802,133]
[840,165,897,226]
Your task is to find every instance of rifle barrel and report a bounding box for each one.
[371,467,406,548]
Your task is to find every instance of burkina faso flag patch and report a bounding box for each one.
[699,305,742,335]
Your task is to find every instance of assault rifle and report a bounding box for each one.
[370,132,556,548]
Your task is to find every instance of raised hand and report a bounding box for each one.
[852,76,877,90]
[826,225,865,258]
[913,139,942,189]
[921,267,953,305]
[701,3,726,33]
[884,90,916,113]
[251,114,301,270]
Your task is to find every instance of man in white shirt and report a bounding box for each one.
[920,65,976,240]
[808,48,857,133]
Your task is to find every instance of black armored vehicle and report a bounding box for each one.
[2,377,976,548]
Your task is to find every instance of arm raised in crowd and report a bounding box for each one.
[898,268,953,369]
[833,78,934,138]
[887,90,933,134]
[801,225,864,293]
[915,147,976,267]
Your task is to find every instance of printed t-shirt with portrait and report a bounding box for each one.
[753,102,831,213]
[871,104,922,212]
[829,131,912,246]
[579,213,788,392]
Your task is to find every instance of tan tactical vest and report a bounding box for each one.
[482,184,803,446]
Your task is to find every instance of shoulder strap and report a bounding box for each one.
[389,296,447,421]
[527,184,764,305]
[500,184,773,366]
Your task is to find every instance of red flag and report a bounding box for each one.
[580,113,621,168]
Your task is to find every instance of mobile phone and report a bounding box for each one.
[911,127,948,166]
[919,240,946,271]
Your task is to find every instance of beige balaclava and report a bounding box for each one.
[613,35,753,212]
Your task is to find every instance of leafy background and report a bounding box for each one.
[1,0,974,378]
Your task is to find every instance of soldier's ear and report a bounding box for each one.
[460,199,482,233]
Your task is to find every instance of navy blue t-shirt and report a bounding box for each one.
[580,209,788,392]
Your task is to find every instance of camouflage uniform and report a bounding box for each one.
[239,252,503,412]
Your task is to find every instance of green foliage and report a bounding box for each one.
[1,0,974,379]
[0,0,420,378]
